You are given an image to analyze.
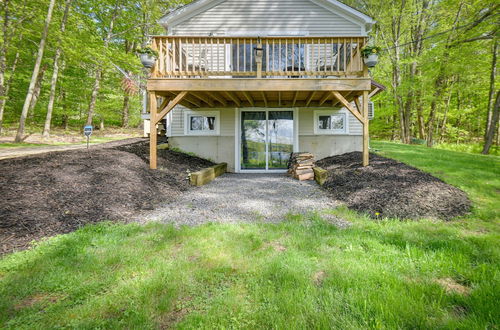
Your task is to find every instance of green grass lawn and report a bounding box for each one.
[0,143,53,148]
[1,142,499,329]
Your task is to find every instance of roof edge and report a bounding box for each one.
[159,0,375,33]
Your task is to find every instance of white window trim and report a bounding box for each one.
[184,110,220,136]
[313,109,349,135]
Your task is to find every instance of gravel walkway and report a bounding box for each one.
[138,173,348,227]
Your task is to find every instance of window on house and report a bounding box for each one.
[190,115,215,131]
[315,111,347,134]
[185,111,219,135]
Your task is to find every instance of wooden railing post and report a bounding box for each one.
[255,38,263,78]
[149,35,370,78]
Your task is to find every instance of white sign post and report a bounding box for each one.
[84,125,93,149]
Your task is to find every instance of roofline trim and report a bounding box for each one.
[159,0,375,33]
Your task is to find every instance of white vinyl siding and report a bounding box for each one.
[170,107,235,136]
[169,0,363,37]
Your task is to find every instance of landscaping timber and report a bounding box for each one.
[313,166,328,186]
[190,162,227,186]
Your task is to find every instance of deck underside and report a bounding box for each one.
[147,78,375,109]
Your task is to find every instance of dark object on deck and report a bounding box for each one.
[316,152,471,220]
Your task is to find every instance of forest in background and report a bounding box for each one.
[345,0,499,154]
[0,0,498,154]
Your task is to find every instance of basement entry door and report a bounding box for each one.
[239,109,296,172]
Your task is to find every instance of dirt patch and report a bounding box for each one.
[262,241,287,252]
[0,139,215,255]
[316,152,471,220]
[159,296,193,329]
[312,270,327,286]
[14,293,65,310]
[435,278,471,295]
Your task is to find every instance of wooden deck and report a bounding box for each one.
[146,35,380,169]
[150,36,367,79]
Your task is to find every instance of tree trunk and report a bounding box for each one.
[85,3,119,127]
[482,91,500,154]
[0,0,10,135]
[27,64,47,124]
[427,3,463,147]
[121,93,130,127]
[391,113,398,141]
[403,0,430,143]
[0,49,18,134]
[43,0,72,138]
[406,0,431,142]
[416,88,425,139]
[438,79,455,142]
[15,0,56,142]
[389,3,408,144]
[483,40,498,143]
[85,68,102,126]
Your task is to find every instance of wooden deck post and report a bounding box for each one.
[255,38,263,78]
[149,91,157,169]
[362,90,369,166]
[148,91,187,170]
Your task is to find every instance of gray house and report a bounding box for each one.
[145,0,383,172]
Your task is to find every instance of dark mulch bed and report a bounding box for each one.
[316,152,471,220]
[0,139,215,255]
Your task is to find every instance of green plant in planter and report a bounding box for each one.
[137,47,159,58]
[361,46,381,58]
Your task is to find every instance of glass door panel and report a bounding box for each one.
[241,111,266,169]
[268,111,294,169]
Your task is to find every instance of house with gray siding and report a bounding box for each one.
[145,0,383,172]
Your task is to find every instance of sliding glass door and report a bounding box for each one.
[240,110,294,171]
[241,111,267,169]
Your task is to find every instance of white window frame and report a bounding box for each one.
[313,109,349,135]
[184,110,220,136]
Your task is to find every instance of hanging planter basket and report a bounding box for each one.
[137,47,159,69]
[140,54,157,68]
[361,46,381,68]
[364,54,379,68]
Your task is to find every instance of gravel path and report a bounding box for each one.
[138,173,348,227]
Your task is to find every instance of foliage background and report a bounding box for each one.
[0,0,497,153]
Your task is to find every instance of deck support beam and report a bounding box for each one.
[222,91,241,106]
[191,91,215,107]
[362,90,369,166]
[149,92,158,170]
[209,91,228,106]
[242,91,254,106]
[332,90,370,166]
[149,91,187,170]
[292,91,299,107]
[261,92,268,107]
[305,91,316,107]
[318,92,330,106]
[331,91,363,123]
